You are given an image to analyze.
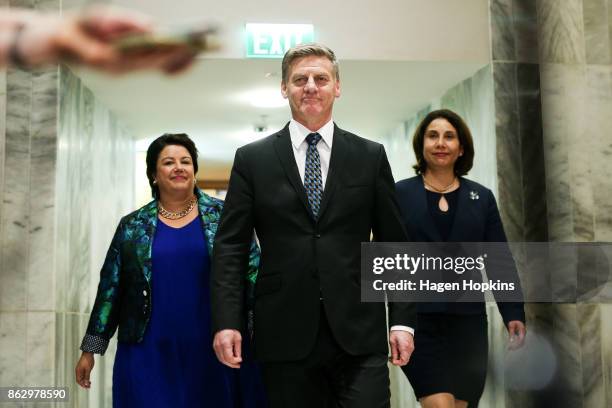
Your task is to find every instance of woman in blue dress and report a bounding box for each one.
[75,133,267,407]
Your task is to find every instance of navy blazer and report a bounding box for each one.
[395,176,525,325]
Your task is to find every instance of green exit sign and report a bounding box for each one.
[245,23,314,58]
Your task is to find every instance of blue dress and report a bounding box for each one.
[113,216,267,407]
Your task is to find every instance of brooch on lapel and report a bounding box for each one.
[470,191,480,200]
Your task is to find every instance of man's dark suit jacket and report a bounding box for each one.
[395,176,525,325]
[212,123,416,362]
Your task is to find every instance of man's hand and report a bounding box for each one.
[213,329,243,369]
[389,330,414,366]
[507,320,526,350]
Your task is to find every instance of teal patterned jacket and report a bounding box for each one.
[80,189,260,355]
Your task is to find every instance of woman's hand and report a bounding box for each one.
[507,320,526,350]
[75,352,95,388]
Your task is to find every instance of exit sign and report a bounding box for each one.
[245,23,314,58]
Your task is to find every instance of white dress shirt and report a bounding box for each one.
[288,118,414,336]
[289,118,334,189]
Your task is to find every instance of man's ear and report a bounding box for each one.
[281,82,288,99]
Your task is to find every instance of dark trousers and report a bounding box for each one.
[261,306,390,408]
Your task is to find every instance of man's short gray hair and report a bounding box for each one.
[281,43,340,83]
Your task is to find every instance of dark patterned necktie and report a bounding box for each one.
[305,132,323,218]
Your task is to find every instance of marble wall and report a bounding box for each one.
[0,63,133,408]
[490,0,612,407]
[384,1,612,407]
[0,5,133,404]
[0,0,61,393]
[54,67,134,408]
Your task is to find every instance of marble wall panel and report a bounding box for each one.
[583,0,611,64]
[516,63,548,241]
[609,0,612,62]
[56,69,134,316]
[56,312,86,408]
[601,304,612,408]
[27,68,58,312]
[491,0,516,61]
[1,69,31,312]
[0,68,6,240]
[466,65,497,192]
[539,63,576,241]
[586,65,612,241]
[25,312,54,386]
[557,64,596,243]
[35,0,60,11]
[55,68,81,313]
[537,0,586,64]
[578,304,605,408]
[513,0,539,63]
[550,304,582,408]
[61,0,100,10]
[68,86,93,315]
[9,0,35,9]
[53,312,65,392]
[51,67,134,407]
[493,62,525,241]
[56,69,92,314]
[0,312,26,386]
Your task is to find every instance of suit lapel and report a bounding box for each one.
[273,124,313,217]
[317,124,347,222]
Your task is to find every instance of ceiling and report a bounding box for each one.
[76,59,486,178]
[73,0,491,179]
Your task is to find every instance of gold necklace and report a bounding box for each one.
[422,175,458,213]
[422,175,457,193]
[158,195,197,220]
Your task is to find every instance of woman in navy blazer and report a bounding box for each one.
[395,109,526,408]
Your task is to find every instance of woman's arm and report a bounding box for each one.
[79,219,125,355]
[484,189,526,342]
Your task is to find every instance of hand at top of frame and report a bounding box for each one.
[507,320,526,350]
[389,330,415,366]
[6,5,199,74]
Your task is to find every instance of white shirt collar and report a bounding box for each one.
[289,118,334,149]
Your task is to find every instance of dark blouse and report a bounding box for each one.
[425,184,461,242]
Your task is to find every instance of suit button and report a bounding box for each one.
[143,290,147,296]
[314,234,321,239]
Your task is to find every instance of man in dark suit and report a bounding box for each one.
[211,43,416,408]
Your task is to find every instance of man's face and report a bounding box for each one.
[281,56,341,125]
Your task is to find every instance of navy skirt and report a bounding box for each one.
[401,313,488,405]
